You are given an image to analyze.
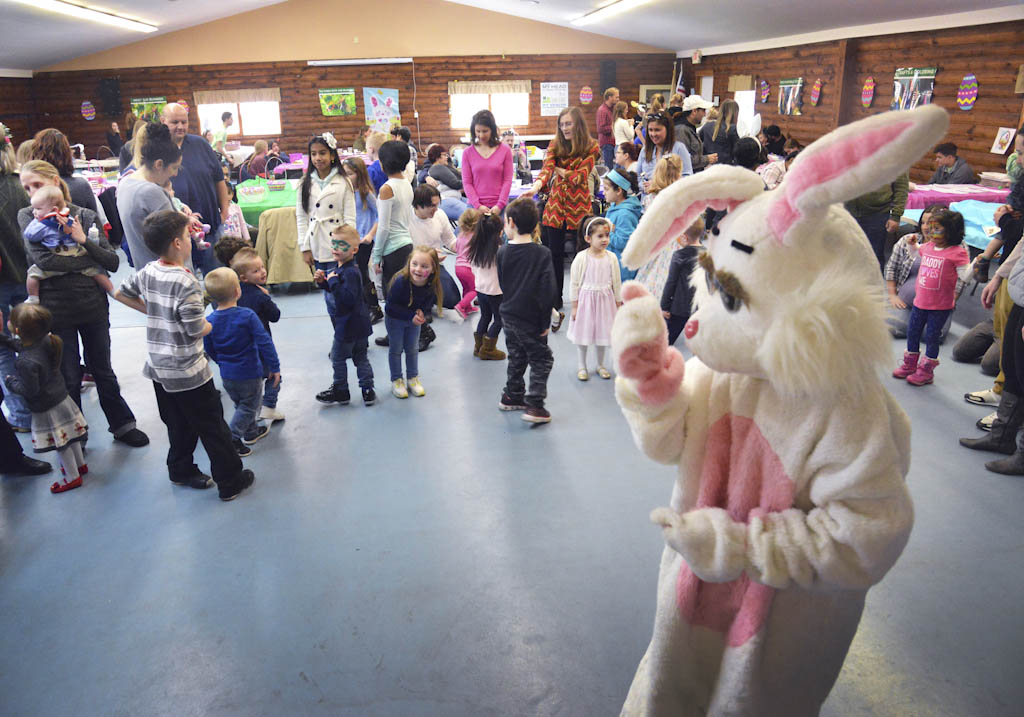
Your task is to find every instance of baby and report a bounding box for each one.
[23,186,113,303]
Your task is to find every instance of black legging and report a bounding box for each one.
[475,293,503,339]
[541,224,569,310]
[1002,303,1024,396]
[381,244,414,293]
[357,242,378,309]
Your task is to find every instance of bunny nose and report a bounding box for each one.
[684,320,698,339]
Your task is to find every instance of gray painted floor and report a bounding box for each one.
[1,258,1022,716]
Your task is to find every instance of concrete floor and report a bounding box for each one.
[1,259,1022,716]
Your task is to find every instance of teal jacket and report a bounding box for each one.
[606,195,643,281]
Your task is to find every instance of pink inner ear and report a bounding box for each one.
[766,120,915,243]
[650,198,744,256]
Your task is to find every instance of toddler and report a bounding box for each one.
[162,178,210,251]
[1,303,89,493]
[203,268,281,456]
[660,217,704,345]
[893,208,970,386]
[230,247,284,422]
[451,208,481,319]
[567,216,623,380]
[385,246,443,399]
[314,225,376,406]
[23,186,113,303]
[467,212,507,361]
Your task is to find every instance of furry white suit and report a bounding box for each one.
[611,105,950,716]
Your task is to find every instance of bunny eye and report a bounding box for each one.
[719,288,743,313]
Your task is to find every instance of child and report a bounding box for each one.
[23,185,113,303]
[496,198,558,423]
[371,140,415,348]
[115,209,255,501]
[635,155,685,298]
[603,168,643,282]
[385,246,442,399]
[230,247,285,422]
[219,181,251,243]
[342,157,383,323]
[567,217,623,380]
[314,225,376,406]
[451,208,481,320]
[203,268,281,456]
[1,303,88,493]
[660,217,704,345]
[893,208,971,386]
[467,212,506,361]
[162,178,210,251]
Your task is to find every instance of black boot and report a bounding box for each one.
[985,428,1024,475]
[960,392,1022,454]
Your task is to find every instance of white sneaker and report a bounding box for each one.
[392,379,409,399]
[964,388,1000,407]
[259,406,285,422]
[407,377,426,397]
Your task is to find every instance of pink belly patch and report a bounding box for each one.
[676,413,795,646]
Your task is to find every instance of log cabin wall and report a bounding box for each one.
[17,54,672,159]
[0,77,36,148]
[680,20,1024,183]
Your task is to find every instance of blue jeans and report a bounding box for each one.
[193,223,226,277]
[601,143,615,170]
[332,337,374,389]
[907,306,952,360]
[221,378,263,441]
[440,197,469,223]
[262,373,280,408]
[54,319,136,436]
[385,315,420,381]
[0,282,30,428]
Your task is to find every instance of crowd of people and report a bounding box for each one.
[0,86,1016,499]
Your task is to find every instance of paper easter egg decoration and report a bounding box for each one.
[177,99,190,113]
[956,74,978,111]
[760,80,770,103]
[579,86,593,104]
[810,78,822,105]
[81,101,96,121]
[861,77,875,108]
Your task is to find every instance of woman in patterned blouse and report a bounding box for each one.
[523,106,600,328]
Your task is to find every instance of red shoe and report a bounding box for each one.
[50,477,82,493]
[892,351,919,379]
[907,357,938,386]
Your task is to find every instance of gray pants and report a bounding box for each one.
[952,318,1001,377]
[503,316,553,409]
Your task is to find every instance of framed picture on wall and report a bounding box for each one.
[639,85,672,105]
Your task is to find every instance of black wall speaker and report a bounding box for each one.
[600,61,617,92]
[98,78,122,117]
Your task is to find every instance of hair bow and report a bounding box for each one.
[320,132,338,150]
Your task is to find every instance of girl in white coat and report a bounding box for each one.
[297,132,357,322]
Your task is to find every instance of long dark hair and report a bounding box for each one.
[466,212,503,269]
[342,157,374,206]
[300,136,343,214]
[470,110,500,147]
[643,114,675,163]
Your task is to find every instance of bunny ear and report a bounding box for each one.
[622,166,764,269]
[767,104,949,244]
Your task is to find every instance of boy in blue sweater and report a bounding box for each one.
[230,247,285,423]
[314,225,376,406]
[203,268,282,456]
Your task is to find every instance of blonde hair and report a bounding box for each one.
[669,93,684,106]
[18,160,71,203]
[458,207,482,234]
[31,185,64,210]
[0,142,16,175]
[253,140,268,155]
[613,101,628,120]
[649,155,683,196]
[390,246,443,314]
[204,267,240,303]
[366,131,389,152]
[682,215,705,243]
[712,100,739,141]
[229,247,262,276]
[15,140,34,169]
[330,224,360,245]
[648,94,665,112]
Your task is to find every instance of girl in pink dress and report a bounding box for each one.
[567,216,622,380]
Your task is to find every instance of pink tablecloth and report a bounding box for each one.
[273,152,371,175]
[906,184,1009,210]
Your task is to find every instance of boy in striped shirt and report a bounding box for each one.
[115,210,254,502]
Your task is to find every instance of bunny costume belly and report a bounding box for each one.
[617,360,912,716]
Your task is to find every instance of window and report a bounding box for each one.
[449,93,529,129]
[197,101,281,137]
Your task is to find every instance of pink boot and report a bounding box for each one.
[893,351,919,379]
[907,356,938,386]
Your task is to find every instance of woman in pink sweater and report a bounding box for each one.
[461,110,513,215]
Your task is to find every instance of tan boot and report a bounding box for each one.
[479,335,506,360]
[473,333,483,358]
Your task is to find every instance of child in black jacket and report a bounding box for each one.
[660,218,704,345]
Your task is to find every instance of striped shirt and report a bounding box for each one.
[118,261,212,392]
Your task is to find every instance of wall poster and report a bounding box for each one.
[891,67,936,111]
[363,88,400,132]
[319,88,357,117]
[130,97,167,122]
[540,82,568,116]
[777,78,803,116]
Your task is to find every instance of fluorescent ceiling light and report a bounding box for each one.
[11,0,157,33]
[571,0,653,26]
[307,58,413,66]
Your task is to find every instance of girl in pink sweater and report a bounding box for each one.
[450,209,481,319]
[462,110,513,215]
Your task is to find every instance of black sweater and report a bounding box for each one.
[661,246,700,317]
[0,334,67,412]
[0,175,30,284]
[496,242,557,331]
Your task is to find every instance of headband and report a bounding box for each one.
[605,169,631,193]
[584,217,609,235]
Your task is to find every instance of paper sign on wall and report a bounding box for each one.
[319,88,356,117]
[891,67,936,111]
[541,82,568,116]
[992,127,1017,154]
[363,88,400,132]
[777,78,803,116]
[131,97,166,122]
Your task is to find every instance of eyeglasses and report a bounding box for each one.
[646,113,665,121]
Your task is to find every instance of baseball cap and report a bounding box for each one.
[682,96,713,111]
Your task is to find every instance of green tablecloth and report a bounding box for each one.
[237,178,298,226]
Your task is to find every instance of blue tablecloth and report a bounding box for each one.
[900,201,999,250]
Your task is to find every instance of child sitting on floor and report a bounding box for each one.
[23,185,113,303]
